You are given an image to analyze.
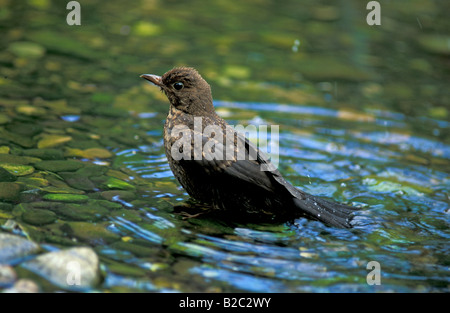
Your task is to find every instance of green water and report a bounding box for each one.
[0,0,448,292]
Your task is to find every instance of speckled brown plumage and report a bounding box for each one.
[141,67,359,227]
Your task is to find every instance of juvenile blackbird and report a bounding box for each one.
[141,67,359,228]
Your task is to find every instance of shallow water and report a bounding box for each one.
[0,0,449,292]
[103,99,449,292]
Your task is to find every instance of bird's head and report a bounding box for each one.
[141,67,215,116]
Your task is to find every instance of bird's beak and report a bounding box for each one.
[140,74,163,87]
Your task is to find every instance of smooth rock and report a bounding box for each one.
[49,203,108,222]
[22,209,57,226]
[0,164,35,176]
[42,193,89,203]
[2,279,40,293]
[21,148,64,160]
[0,167,17,182]
[0,146,10,154]
[0,114,11,125]
[37,135,72,149]
[99,176,135,191]
[75,164,108,177]
[5,122,43,137]
[100,190,136,202]
[65,147,112,159]
[63,221,120,245]
[16,105,47,117]
[0,154,41,165]
[34,160,84,172]
[417,34,450,55]
[0,233,40,264]
[0,182,22,201]
[23,247,100,291]
[88,199,122,210]
[0,129,34,148]
[56,172,96,191]
[8,41,46,59]
[0,202,13,211]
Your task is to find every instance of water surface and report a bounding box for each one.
[0,0,448,292]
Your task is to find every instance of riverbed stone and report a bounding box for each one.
[0,202,13,211]
[0,264,16,287]
[61,221,120,245]
[37,135,72,149]
[75,164,108,177]
[0,114,11,125]
[16,105,47,117]
[100,190,136,202]
[98,176,135,191]
[0,146,10,154]
[58,172,96,191]
[417,34,450,55]
[22,209,57,226]
[2,279,40,293]
[21,148,64,160]
[34,160,84,172]
[49,203,108,221]
[8,41,46,59]
[42,193,89,203]
[0,164,35,176]
[0,233,40,264]
[22,247,100,291]
[65,147,112,159]
[0,154,41,165]
[88,199,122,210]
[0,129,34,148]
[5,122,43,137]
[0,182,22,201]
[0,167,17,182]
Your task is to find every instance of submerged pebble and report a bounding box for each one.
[7,41,46,59]
[0,154,40,165]
[100,190,136,202]
[58,172,96,191]
[22,209,57,226]
[42,193,89,203]
[21,148,64,160]
[0,164,35,176]
[23,247,100,291]
[0,233,40,264]
[65,147,112,159]
[0,129,34,148]
[0,265,17,286]
[34,160,84,172]
[37,135,72,149]
[62,221,120,244]
[49,203,109,221]
[0,167,17,182]
[2,279,40,293]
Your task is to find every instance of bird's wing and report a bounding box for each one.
[177,125,299,197]
[173,124,358,227]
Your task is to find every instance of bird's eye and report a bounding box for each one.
[173,82,184,90]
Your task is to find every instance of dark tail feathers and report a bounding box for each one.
[293,194,358,228]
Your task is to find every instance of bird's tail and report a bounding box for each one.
[293,194,358,228]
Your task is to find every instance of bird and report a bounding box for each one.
[140,67,359,228]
